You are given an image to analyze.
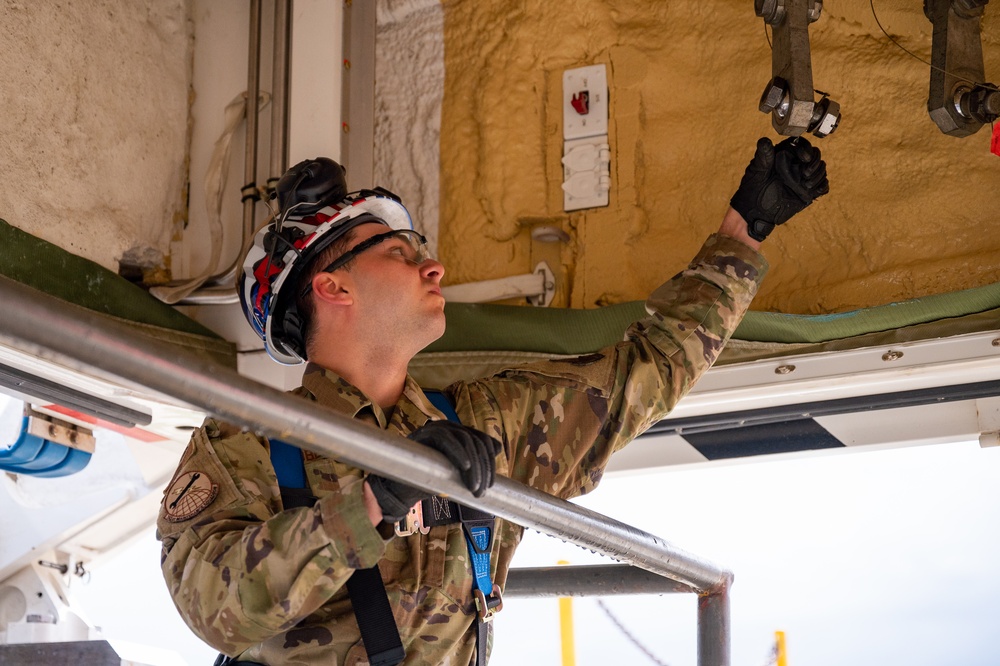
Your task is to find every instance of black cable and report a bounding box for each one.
[596,599,671,666]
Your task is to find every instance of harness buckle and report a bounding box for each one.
[473,584,503,622]
[394,502,431,537]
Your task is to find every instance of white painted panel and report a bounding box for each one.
[289,0,343,164]
[605,433,708,474]
[670,331,1000,419]
[816,401,981,450]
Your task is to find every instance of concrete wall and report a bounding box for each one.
[0,1,192,275]
[437,1,1000,314]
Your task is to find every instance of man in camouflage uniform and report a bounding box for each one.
[157,137,828,665]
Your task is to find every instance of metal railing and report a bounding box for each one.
[0,275,733,666]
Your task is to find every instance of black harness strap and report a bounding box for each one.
[271,439,405,666]
[345,568,406,666]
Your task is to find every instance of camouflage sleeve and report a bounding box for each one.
[455,233,767,499]
[156,419,387,655]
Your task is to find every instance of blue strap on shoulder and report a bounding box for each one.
[270,438,307,489]
[269,390,459,490]
[423,389,461,424]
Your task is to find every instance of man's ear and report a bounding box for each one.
[310,272,353,307]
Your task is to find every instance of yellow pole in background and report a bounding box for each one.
[558,560,576,666]
[775,630,788,666]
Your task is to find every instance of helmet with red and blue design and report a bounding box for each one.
[239,157,413,365]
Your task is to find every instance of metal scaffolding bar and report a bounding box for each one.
[699,581,732,666]
[0,275,732,665]
[504,564,696,598]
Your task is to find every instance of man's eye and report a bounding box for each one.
[388,245,406,256]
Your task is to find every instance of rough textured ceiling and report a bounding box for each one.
[0,1,190,275]
[434,0,999,314]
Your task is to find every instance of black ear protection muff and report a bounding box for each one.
[276,157,349,217]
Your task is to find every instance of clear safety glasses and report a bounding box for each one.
[301,229,431,297]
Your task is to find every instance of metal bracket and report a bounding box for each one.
[526,261,556,308]
[24,406,96,454]
[756,0,841,137]
[925,0,999,136]
[439,261,556,306]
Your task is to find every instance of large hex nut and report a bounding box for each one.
[807,0,823,22]
[754,0,785,25]
[810,99,841,137]
[953,0,987,19]
[759,78,788,114]
[966,84,1000,122]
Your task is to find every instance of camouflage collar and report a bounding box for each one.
[300,362,447,430]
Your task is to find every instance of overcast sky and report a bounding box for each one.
[72,439,1000,666]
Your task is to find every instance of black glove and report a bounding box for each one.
[730,136,830,241]
[367,474,429,524]
[367,421,502,523]
[406,420,501,498]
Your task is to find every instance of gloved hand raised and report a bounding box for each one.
[730,136,830,242]
[367,421,503,523]
[407,421,501,497]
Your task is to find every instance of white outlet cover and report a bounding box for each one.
[563,136,610,211]
[563,64,608,140]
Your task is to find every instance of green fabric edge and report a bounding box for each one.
[0,218,236,368]
[411,286,1000,388]
[428,281,1000,356]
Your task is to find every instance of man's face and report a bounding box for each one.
[336,222,447,352]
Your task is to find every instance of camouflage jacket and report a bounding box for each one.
[157,234,767,665]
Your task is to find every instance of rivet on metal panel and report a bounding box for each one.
[775,364,795,375]
[882,350,904,362]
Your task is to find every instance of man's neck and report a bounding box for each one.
[309,348,410,410]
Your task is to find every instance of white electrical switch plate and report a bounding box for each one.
[563,64,608,140]
[562,136,610,211]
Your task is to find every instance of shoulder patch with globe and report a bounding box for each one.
[164,471,219,522]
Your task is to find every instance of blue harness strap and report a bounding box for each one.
[424,389,461,423]
[464,518,496,598]
[269,438,306,489]
[424,389,502,659]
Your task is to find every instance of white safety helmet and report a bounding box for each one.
[238,157,413,365]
